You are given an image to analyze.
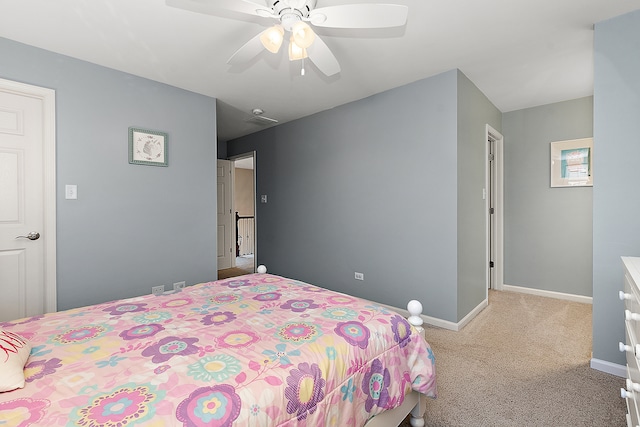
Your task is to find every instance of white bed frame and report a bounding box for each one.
[363,299,428,427]
[255,265,429,427]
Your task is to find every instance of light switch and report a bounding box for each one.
[261,195,267,203]
[65,185,77,200]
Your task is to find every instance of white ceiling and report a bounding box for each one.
[0,0,637,142]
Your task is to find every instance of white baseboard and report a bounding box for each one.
[456,298,488,330]
[502,284,593,304]
[381,298,488,332]
[590,358,626,378]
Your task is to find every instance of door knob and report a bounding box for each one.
[15,231,40,240]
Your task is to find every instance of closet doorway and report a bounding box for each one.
[486,125,504,293]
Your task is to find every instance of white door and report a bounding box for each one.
[485,125,504,292]
[488,135,496,289]
[0,79,56,322]
[217,159,233,271]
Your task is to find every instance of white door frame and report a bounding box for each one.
[0,78,57,313]
[229,151,257,272]
[486,124,504,292]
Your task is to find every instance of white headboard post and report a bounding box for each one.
[407,300,424,336]
[406,300,427,427]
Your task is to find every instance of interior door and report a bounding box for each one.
[217,159,233,271]
[0,81,55,322]
[486,125,504,292]
[488,135,496,289]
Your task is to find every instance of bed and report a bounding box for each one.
[0,267,437,426]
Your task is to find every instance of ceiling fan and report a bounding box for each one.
[166,0,409,76]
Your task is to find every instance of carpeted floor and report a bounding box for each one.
[399,289,625,426]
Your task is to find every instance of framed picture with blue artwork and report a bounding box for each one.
[550,137,593,187]
[128,127,168,167]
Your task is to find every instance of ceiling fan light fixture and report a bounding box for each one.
[291,21,315,49]
[260,25,285,54]
[288,36,308,61]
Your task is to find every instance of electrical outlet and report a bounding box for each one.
[173,281,186,291]
[151,285,165,295]
[355,272,364,281]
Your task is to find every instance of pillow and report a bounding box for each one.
[0,329,31,392]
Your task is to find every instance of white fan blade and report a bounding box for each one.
[309,4,408,29]
[306,35,340,76]
[166,0,270,18]
[228,33,265,65]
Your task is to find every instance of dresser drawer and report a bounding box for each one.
[626,328,640,384]
[627,396,638,427]
[624,271,640,348]
[626,272,640,304]
[626,367,640,427]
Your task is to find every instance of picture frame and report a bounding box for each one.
[550,137,593,187]
[128,127,168,167]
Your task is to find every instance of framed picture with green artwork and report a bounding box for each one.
[550,137,593,187]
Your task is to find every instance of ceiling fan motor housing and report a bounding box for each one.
[269,0,317,19]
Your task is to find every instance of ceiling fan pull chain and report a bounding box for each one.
[301,57,305,76]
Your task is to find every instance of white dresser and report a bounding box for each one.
[621,257,640,427]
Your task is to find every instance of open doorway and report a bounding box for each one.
[486,125,504,294]
[218,152,256,280]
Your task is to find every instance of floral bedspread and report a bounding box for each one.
[0,273,436,426]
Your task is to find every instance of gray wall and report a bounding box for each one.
[593,10,640,365]
[456,71,502,318]
[502,97,594,296]
[0,37,218,310]
[229,69,501,323]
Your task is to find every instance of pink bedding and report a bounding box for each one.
[0,273,436,426]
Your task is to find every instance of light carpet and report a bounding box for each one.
[400,289,625,426]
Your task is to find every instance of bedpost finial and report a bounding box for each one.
[407,300,423,329]
[407,300,423,317]
[257,265,267,274]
